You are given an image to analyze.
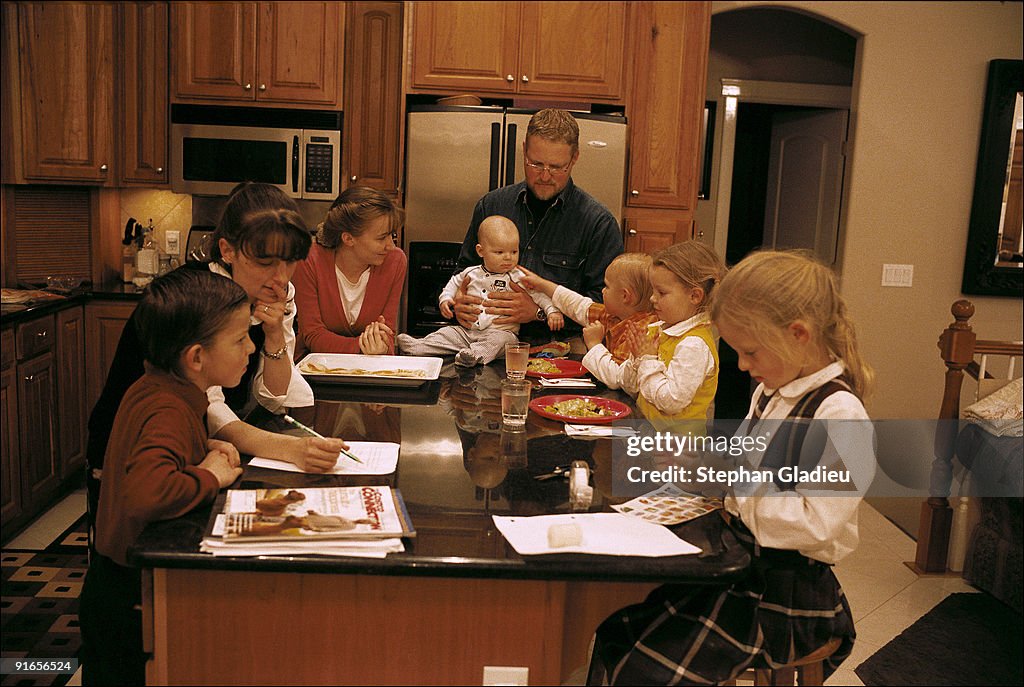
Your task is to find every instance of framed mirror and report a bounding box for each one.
[962,59,1023,296]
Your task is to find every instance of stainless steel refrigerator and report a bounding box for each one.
[403,106,628,246]
[402,105,628,335]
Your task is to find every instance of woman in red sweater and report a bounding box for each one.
[293,186,407,358]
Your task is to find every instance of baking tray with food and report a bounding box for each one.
[297,353,443,387]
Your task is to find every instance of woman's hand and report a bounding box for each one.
[359,317,393,355]
[515,267,557,297]
[582,321,606,350]
[286,436,349,473]
[253,281,290,350]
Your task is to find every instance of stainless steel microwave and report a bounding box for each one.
[171,104,342,201]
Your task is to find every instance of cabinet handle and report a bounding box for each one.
[628,229,637,236]
[244,83,252,91]
[100,164,108,172]
[631,190,639,196]
[259,84,267,91]
[156,167,164,173]
[350,175,357,182]
[36,330,47,338]
[24,374,34,381]
[506,74,514,82]
[521,75,529,83]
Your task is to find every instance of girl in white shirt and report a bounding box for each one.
[622,241,727,426]
[589,249,875,685]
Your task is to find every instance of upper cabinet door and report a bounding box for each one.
[518,1,626,100]
[410,1,520,94]
[626,1,710,210]
[15,2,115,183]
[257,2,343,106]
[171,1,257,101]
[120,1,169,185]
[344,2,403,195]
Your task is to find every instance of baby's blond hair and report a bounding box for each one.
[650,241,727,312]
[710,250,873,398]
[477,215,518,246]
[606,253,654,310]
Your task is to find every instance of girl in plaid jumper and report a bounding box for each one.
[589,250,875,685]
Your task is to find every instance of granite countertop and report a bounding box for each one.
[1,282,144,326]
[128,372,752,584]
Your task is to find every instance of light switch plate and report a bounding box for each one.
[165,230,180,256]
[483,666,529,686]
[881,263,913,287]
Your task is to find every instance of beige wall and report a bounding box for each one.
[710,0,1023,418]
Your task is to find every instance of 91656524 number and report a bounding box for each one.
[0,658,78,674]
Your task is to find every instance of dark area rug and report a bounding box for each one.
[1,515,88,687]
[855,592,1024,686]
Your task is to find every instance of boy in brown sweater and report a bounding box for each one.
[80,269,252,685]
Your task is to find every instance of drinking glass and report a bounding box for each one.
[501,379,531,430]
[505,341,530,380]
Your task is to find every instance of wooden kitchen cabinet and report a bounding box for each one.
[623,213,693,254]
[409,1,627,103]
[1,330,21,528]
[625,1,710,214]
[85,301,138,415]
[343,2,404,195]
[14,316,60,519]
[120,1,170,186]
[1,1,116,185]
[56,307,86,481]
[171,1,344,108]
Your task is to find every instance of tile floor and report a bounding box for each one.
[6,492,977,687]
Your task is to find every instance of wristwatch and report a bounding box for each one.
[536,308,547,321]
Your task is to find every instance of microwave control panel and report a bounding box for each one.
[305,139,334,195]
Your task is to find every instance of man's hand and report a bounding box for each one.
[486,280,539,326]
[452,279,483,329]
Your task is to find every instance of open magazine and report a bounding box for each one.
[202,486,415,544]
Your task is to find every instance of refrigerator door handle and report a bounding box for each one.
[489,123,501,191]
[505,123,518,186]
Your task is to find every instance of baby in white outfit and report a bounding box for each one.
[397,216,563,366]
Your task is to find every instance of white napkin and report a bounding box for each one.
[492,513,700,556]
[564,424,638,438]
[539,377,597,389]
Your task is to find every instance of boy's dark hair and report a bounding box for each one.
[134,270,250,374]
[210,182,312,263]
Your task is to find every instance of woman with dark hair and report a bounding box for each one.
[86,183,347,531]
[292,186,407,357]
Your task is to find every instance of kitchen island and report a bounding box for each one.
[131,364,749,685]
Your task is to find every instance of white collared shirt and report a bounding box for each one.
[205,262,314,435]
[725,361,875,564]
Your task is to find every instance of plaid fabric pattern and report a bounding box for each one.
[586,305,659,363]
[588,525,855,685]
[588,375,860,685]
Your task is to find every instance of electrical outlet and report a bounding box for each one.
[881,263,913,287]
[482,666,529,686]
[165,230,181,256]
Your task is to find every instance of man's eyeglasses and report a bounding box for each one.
[524,159,572,176]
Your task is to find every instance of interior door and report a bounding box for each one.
[762,108,848,264]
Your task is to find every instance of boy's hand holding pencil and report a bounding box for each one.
[282,415,357,472]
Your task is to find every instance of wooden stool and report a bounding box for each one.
[724,637,842,686]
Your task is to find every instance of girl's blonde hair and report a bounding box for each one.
[650,241,727,312]
[710,250,874,398]
[607,253,654,310]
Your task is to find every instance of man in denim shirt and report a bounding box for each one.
[454,109,624,337]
